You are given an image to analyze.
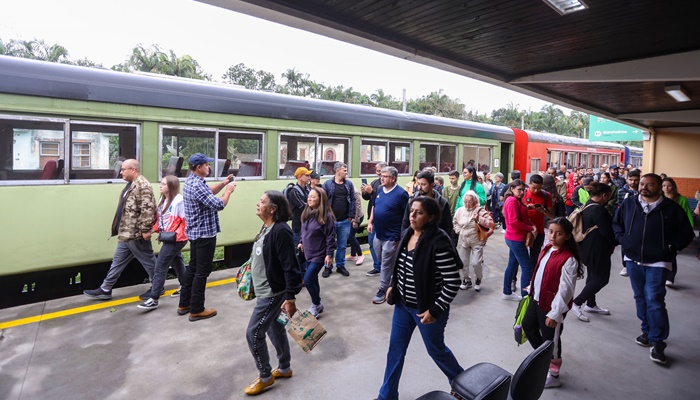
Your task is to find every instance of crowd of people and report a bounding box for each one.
[82,156,698,397]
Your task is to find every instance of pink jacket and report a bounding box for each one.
[503,196,533,242]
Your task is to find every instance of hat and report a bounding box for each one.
[189,153,214,166]
[294,167,313,179]
[309,172,321,179]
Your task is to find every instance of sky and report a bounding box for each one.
[1,0,562,115]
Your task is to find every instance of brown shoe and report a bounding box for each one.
[271,368,293,379]
[177,306,190,316]
[244,376,275,395]
[189,307,217,321]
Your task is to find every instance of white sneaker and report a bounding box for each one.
[345,255,357,261]
[308,302,324,317]
[137,298,159,311]
[571,304,589,322]
[474,279,481,292]
[583,305,610,315]
[620,267,628,276]
[355,255,365,265]
[501,293,521,301]
[500,228,506,234]
[459,279,472,290]
[544,373,561,388]
[665,280,674,287]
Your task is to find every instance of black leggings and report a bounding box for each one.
[522,298,564,358]
[573,258,611,307]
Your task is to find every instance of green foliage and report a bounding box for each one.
[112,44,210,80]
[222,63,276,90]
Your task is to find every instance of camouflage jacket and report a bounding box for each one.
[111,174,156,242]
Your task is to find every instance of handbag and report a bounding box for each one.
[525,231,535,247]
[157,214,181,243]
[236,258,255,301]
[475,223,488,242]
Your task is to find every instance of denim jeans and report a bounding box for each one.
[179,236,216,314]
[626,261,669,347]
[348,217,364,256]
[101,238,156,292]
[528,233,546,270]
[504,238,533,296]
[333,219,351,269]
[368,230,381,272]
[150,240,187,300]
[378,302,463,400]
[304,261,325,305]
[373,237,400,292]
[246,294,290,379]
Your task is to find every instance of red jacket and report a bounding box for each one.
[530,244,575,313]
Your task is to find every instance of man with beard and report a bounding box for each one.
[400,170,454,238]
[617,170,640,276]
[609,165,627,189]
[613,173,694,365]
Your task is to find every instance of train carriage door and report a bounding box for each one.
[499,143,511,177]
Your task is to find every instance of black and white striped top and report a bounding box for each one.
[396,247,461,313]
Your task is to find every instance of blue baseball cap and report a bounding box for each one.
[189,153,214,166]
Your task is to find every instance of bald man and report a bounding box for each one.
[84,159,157,300]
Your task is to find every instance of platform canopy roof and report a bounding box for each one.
[199,0,700,132]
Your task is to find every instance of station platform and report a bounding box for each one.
[1,232,699,400]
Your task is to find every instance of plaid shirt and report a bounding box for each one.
[183,174,225,240]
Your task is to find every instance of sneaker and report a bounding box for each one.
[308,302,324,317]
[171,287,182,297]
[355,255,365,265]
[345,255,357,261]
[665,280,674,287]
[544,373,561,388]
[583,305,610,315]
[571,304,590,322]
[649,344,667,365]
[620,267,628,276]
[366,268,380,277]
[272,368,293,379]
[337,266,350,277]
[500,228,506,234]
[501,293,521,301]
[137,298,159,311]
[474,279,481,292]
[322,267,332,278]
[372,289,386,304]
[244,376,275,395]
[459,279,472,290]
[635,332,650,347]
[495,223,501,229]
[189,307,217,322]
[83,288,112,300]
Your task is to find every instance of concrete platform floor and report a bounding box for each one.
[1,232,699,400]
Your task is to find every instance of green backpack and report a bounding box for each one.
[513,295,530,346]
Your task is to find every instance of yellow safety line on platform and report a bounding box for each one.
[0,249,371,330]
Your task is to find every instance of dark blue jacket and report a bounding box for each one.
[322,178,356,220]
[612,195,695,264]
[617,184,637,208]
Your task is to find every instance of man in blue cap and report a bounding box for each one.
[179,153,236,321]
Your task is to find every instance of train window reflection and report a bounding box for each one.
[219,130,263,179]
[0,117,65,182]
[361,139,411,175]
[69,123,138,180]
[161,127,215,178]
[463,146,492,172]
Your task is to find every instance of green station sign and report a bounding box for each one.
[589,116,644,142]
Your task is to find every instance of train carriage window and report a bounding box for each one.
[591,154,600,169]
[0,117,66,182]
[463,146,492,172]
[601,154,610,166]
[279,133,350,178]
[219,130,263,178]
[360,140,387,175]
[547,151,562,169]
[531,158,541,173]
[580,153,589,169]
[610,155,619,167]
[566,152,578,168]
[419,143,456,173]
[70,122,138,180]
[388,142,411,174]
[161,127,215,178]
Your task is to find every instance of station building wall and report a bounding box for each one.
[645,130,700,197]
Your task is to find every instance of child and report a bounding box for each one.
[522,217,583,389]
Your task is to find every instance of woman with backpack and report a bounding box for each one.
[523,217,584,389]
[570,182,617,323]
[453,190,494,291]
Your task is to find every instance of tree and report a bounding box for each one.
[222,63,276,90]
[113,45,209,80]
[2,38,70,63]
[490,103,525,127]
[407,90,466,119]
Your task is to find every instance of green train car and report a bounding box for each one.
[0,56,515,306]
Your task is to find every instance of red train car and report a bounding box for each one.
[513,129,626,176]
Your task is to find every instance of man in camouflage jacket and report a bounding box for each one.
[84,159,157,300]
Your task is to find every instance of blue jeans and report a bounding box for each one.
[150,240,187,300]
[368,230,381,272]
[378,302,463,400]
[304,261,325,305]
[504,238,533,296]
[626,261,669,347]
[333,219,351,269]
[101,239,156,292]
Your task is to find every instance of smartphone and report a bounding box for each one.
[535,204,543,208]
[361,178,367,185]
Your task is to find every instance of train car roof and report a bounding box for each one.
[0,56,515,142]
[524,129,626,151]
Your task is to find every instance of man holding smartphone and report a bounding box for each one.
[524,174,554,268]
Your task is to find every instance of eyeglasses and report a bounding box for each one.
[120,167,133,171]
[380,175,392,178]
